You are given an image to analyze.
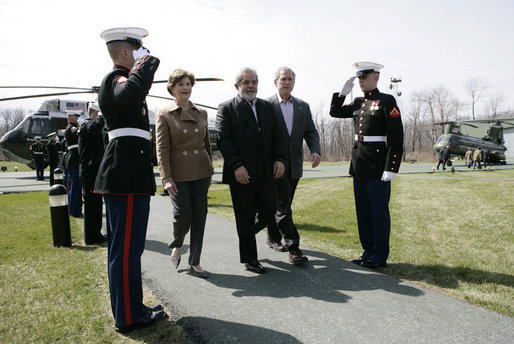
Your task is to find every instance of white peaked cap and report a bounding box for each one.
[353,61,384,76]
[100,27,148,46]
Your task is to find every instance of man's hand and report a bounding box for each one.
[235,166,250,184]
[381,171,397,182]
[339,76,356,97]
[273,161,285,179]
[132,47,149,60]
[311,152,321,168]
[164,180,179,196]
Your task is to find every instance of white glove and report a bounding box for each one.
[339,76,356,96]
[381,171,397,182]
[132,47,149,60]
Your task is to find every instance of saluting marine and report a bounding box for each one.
[78,102,107,245]
[30,136,47,181]
[330,61,403,268]
[95,27,165,332]
[46,132,60,185]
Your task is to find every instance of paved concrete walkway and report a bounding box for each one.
[142,195,513,344]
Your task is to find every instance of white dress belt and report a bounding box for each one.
[355,135,386,142]
[67,144,79,150]
[108,128,150,141]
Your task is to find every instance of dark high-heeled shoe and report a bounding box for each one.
[189,266,208,279]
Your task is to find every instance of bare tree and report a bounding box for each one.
[487,93,504,118]
[0,107,25,137]
[464,77,489,120]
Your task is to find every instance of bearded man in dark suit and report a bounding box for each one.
[216,67,286,274]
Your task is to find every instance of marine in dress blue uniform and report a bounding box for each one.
[64,114,83,217]
[46,132,60,185]
[329,62,403,268]
[95,27,165,332]
[30,136,46,181]
[78,102,107,245]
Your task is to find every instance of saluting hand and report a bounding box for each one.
[164,180,179,196]
[339,76,356,97]
[235,166,250,184]
[273,161,285,179]
[132,47,149,60]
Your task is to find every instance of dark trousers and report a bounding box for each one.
[34,159,45,180]
[65,166,82,217]
[49,163,58,185]
[353,178,391,265]
[229,179,276,263]
[81,166,103,244]
[168,177,210,266]
[267,176,300,251]
[436,159,446,170]
[104,194,150,327]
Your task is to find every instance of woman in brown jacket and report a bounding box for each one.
[155,68,214,278]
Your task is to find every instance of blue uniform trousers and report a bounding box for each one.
[104,194,149,327]
[66,166,82,217]
[353,178,391,265]
[34,160,45,180]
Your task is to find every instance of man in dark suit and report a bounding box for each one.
[266,67,321,265]
[216,67,286,274]
[330,61,403,268]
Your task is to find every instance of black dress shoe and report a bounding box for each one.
[289,248,308,265]
[143,304,163,312]
[86,234,107,245]
[350,256,366,265]
[244,260,266,274]
[266,239,286,252]
[115,309,166,333]
[360,259,387,268]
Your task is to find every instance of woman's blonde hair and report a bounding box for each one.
[167,68,195,96]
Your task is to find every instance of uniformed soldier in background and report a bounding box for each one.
[30,136,46,181]
[64,112,83,218]
[330,61,404,268]
[78,102,107,245]
[95,27,165,332]
[46,132,60,185]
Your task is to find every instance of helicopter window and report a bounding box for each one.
[29,118,50,136]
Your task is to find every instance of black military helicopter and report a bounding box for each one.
[432,119,512,164]
[0,78,222,168]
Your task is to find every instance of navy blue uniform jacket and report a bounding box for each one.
[329,88,404,180]
[95,55,160,195]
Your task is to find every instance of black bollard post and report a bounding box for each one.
[49,184,71,247]
[54,168,64,186]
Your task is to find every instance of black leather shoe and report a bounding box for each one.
[143,304,164,312]
[360,259,387,268]
[266,239,286,252]
[115,309,166,333]
[244,260,266,274]
[350,256,366,265]
[289,249,308,265]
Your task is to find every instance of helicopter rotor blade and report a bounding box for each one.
[146,94,218,110]
[460,123,479,128]
[0,90,97,102]
[152,77,224,84]
[0,85,94,91]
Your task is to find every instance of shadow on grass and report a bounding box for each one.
[120,315,186,343]
[68,244,101,251]
[296,222,344,233]
[387,263,514,289]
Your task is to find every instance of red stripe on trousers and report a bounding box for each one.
[123,195,134,324]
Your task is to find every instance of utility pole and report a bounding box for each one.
[389,77,405,161]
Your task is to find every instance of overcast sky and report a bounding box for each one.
[1,0,513,120]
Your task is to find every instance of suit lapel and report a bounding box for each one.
[236,96,260,133]
[271,94,289,137]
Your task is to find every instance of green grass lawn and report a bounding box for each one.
[208,169,514,316]
[0,161,33,172]
[0,193,186,344]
